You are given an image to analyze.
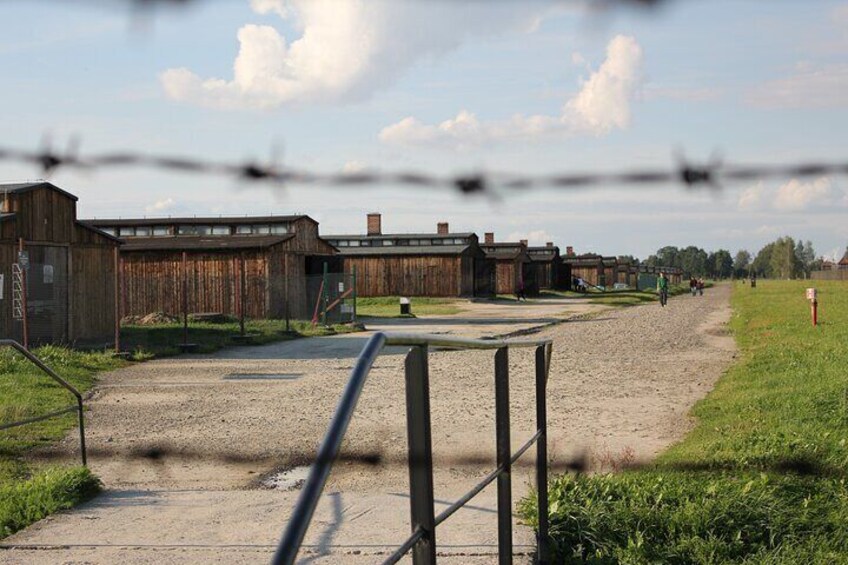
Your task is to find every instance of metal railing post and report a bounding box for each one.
[535,345,549,564]
[405,345,437,565]
[495,346,512,565]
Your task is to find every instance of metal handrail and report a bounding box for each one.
[0,339,87,466]
[273,331,552,565]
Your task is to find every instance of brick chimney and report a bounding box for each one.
[520,239,528,246]
[484,232,494,244]
[566,246,574,256]
[437,222,449,235]
[546,242,553,247]
[367,213,382,236]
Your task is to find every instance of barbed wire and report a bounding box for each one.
[1,142,846,196]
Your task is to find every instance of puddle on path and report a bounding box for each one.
[261,466,311,490]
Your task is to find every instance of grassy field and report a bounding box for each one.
[122,318,360,358]
[521,280,848,563]
[355,296,463,318]
[0,346,125,538]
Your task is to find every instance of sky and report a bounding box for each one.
[1,0,847,260]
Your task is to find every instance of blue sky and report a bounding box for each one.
[1,0,846,260]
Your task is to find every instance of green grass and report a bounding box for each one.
[0,467,101,538]
[0,345,124,538]
[521,280,848,563]
[355,296,463,318]
[121,318,361,358]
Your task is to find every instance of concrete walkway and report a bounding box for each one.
[1,290,736,564]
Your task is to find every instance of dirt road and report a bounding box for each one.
[1,287,735,564]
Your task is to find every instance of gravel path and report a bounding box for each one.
[2,285,736,564]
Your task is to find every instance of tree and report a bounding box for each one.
[679,246,708,277]
[769,236,798,279]
[752,242,775,277]
[734,249,751,278]
[712,249,733,279]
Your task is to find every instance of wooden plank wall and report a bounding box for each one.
[343,256,463,297]
[570,264,602,286]
[8,190,74,243]
[121,251,263,318]
[495,261,517,294]
[119,249,308,320]
[69,246,116,344]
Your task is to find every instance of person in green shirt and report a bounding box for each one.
[657,271,669,307]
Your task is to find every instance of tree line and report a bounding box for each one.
[632,237,843,279]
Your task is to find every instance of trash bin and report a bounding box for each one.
[400,297,411,315]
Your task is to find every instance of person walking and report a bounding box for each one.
[690,276,697,297]
[657,271,669,307]
[516,278,527,302]
[697,278,704,296]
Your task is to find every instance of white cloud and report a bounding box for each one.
[379,35,644,147]
[341,160,367,173]
[774,177,841,211]
[746,63,848,109]
[507,230,556,246]
[737,181,764,210]
[161,0,546,109]
[145,198,176,214]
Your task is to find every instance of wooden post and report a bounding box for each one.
[114,247,120,353]
[284,254,290,332]
[239,253,246,336]
[19,238,28,349]
[182,251,188,345]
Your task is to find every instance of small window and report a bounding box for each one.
[349,240,361,247]
[152,226,169,236]
[360,240,370,246]
[270,224,288,234]
[408,239,419,246]
[337,240,348,247]
[253,225,271,235]
[431,239,443,245]
[236,225,252,234]
[177,225,195,235]
[119,227,135,237]
[211,225,231,235]
[135,226,151,237]
[101,227,116,236]
[195,226,213,236]
[381,240,394,246]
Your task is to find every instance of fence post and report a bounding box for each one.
[114,247,121,354]
[495,346,512,565]
[352,265,357,323]
[535,344,550,564]
[321,262,329,326]
[239,253,246,336]
[405,345,437,565]
[182,251,189,345]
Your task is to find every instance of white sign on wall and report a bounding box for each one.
[0,273,4,300]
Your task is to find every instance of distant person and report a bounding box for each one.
[576,277,587,293]
[516,279,527,302]
[690,277,698,297]
[750,272,757,288]
[697,279,705,296]
[657,272,669,307]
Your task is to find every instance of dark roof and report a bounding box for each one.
[481,242,529,261]
[335,244,472,257]
[120,234,294,252]
[528,246,559,253]
[85,215,311,227]
[528,254,558,263]
[1,181,79,202]
[325,232,475,240]
[75,221,122,243]
[840,250,848,265]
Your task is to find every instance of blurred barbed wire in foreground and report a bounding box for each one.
[1,141,845,197]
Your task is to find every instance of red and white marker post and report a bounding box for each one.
[806,288,818,326]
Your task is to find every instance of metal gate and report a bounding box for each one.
[306,272,356,325]
[13,245,69,345]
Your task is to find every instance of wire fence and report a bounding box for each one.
[2,143,847,196]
